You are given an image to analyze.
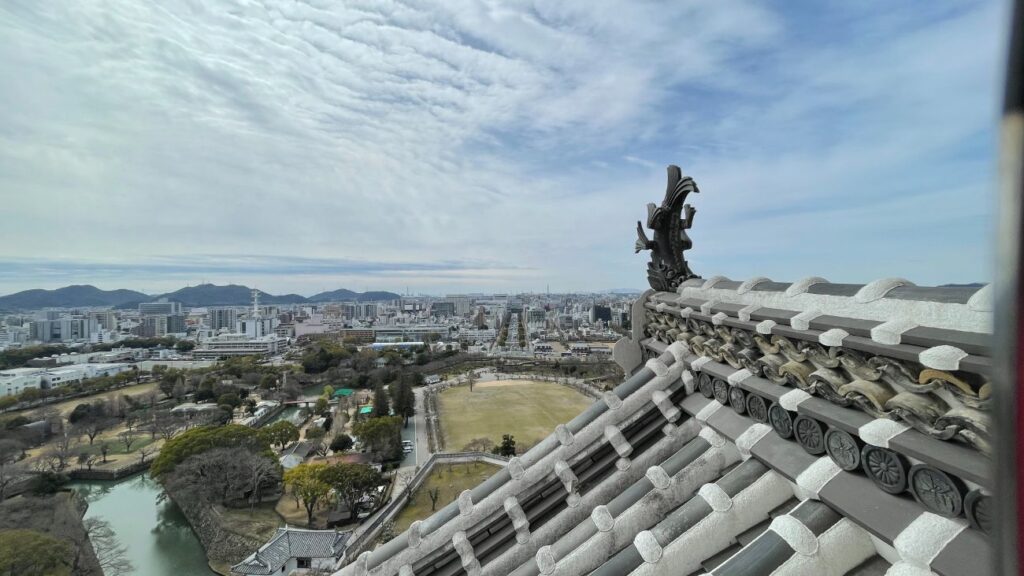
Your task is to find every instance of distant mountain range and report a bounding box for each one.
[0,283,401,311]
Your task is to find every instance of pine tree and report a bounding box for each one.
[372,383,390,418]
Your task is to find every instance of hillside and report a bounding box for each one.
[0,285,149,311]
[154,284,308,306]
[309,288,400,302]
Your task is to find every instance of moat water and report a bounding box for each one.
[70,473,216,576]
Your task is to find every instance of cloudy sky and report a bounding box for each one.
[0,0,1006,296]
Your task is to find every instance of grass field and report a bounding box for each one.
[49,382,159,416]
[437,380,592,452]
[393,462,501,532]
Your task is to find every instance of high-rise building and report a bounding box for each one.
[89,310,118,330]
[139,298,183,316]
[589,304,612,324]
[208,307,238,331]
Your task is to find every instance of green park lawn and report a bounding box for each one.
[437,380,592,452]
[393,462,501,533]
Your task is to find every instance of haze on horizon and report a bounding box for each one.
[0,1,1002,296]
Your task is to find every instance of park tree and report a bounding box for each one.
[495,434,516,457]
[77,451,101,471]
[372,383,390,418]
[323,462,384,521]
[427,487,441,512]
[352,417,402,461]
[151,424,273,477]
[0,529,72,576]
[175,340,196,353]
[85,518,133,576]
[314,396,329,415]
[260,421,300,450]
[329,434,354,453]
[284,463,331,526]
[119,430,137,452]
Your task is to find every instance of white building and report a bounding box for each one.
[192,334,288,360]
[0,367,46,397]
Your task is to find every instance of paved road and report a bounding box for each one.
[397,386,431,468]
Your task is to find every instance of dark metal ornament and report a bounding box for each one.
[712,379,730,405]
[635,165,700,291]
[964,489,992,534]
[698,372,714,399]
[824,428,861,471]
[728,386,747,414]
[908,464,966,518]
[793,415,827,455]
[768,403,794,439]
[861,446,909,494]
[746,394,769,424]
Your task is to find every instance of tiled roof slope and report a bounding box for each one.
[234,527,349,575]
[333,279,991,576]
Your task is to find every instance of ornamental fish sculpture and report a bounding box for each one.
[635,165,701,291]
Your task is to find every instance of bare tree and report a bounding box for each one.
[137,445,156,465]
[78,451,100,471]
[85,517,133,576]
[50,431,74,471]
[123,412,139,433]
[312,438,330,459]
[119,430,137,453]
[99,442,111,464]
[82,417,115,445]
[151,410,181,441]
[0,439,24,501]
[244,453,280,511]
[427,487,441,511]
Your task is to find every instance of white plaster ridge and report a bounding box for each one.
[458,490,474,516]
[591,505,615,532]
[795,457,842,501]
[856,278,914,303]
[702,276,729,290]
[691,356,712,373]
[779,389,812,412]
[885,561,938,576]
[701,300,718,315]
[711,311,729,326]
[790,309,823,331]
[756,319,777,335]
[727,368,754,386]
[646,358,669,377]
[818,328,849,347]
[893,512,967,568]
[604,425,633,458]
[667,341,690,363]
[652,389,680,423]
[680,306,694,319]
[738,276,772,295]
[698,425,727,448]
[786,277,829,297]
[555,424,575,447]
[535,545,556,575]
[407,520,422,548]
[871,318,919,345]
[694,400,723,423]
[399,564,415,576]
[739,304,763,322]
[770,515,819,556]
[735,423,772,459]
[682,370,696,394]
[655,302,668,313]
[698,482,733,512]
[634,531,664,564]
[602,391,623,411]
[858,419,911,448]
[646,465,672,490]
[507,457,525,480]
[967,284,992,312]
[919,345,968,371]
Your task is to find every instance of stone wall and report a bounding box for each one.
[164,487,265,567]
[0,491,104,576]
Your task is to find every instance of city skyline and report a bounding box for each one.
[1,1,1001,295]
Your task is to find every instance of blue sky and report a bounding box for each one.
[0,0,1006,296]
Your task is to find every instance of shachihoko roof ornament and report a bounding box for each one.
[635,165,701,291]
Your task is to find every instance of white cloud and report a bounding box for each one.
[0,0,1001,295]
